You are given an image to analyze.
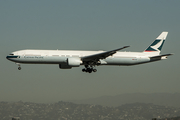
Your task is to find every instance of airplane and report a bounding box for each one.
[6,32,173,73]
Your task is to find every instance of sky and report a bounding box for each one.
[0,0,180,103]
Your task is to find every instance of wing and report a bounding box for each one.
[81,46,130,62]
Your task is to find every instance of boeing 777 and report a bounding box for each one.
[6,32,173,73]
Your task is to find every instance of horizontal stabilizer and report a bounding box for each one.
[149,53,173,59]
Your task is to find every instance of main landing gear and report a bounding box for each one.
[82,65,97,73]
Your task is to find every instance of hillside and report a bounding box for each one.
[1,101,180,120]
[69,93,180,107]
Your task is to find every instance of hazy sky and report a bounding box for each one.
[0,0,179,103]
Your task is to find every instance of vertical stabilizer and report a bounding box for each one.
[144,32,168,54]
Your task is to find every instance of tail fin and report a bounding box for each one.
[143,32,168,54]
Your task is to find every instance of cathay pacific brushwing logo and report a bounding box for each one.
[150,39,164,52]
[145,38,165,52]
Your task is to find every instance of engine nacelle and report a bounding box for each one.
[59,64,72,69]
[59,57,82,69]
[67,57,82,67]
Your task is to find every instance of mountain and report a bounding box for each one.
[160,116,180,120]
[1,101,180,120]
[69,93,180,107]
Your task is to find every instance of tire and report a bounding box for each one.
[93,69,97,72]
[18,67,21,70]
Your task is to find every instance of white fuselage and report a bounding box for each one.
[6,49,160,66]
[6,32,172,72]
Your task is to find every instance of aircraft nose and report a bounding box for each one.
[6,55,10,60]
[6,55,19,60]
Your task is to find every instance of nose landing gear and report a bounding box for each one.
[18,66,21,70]
[16,63,21,70]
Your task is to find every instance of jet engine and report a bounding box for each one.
[59,57,82,69]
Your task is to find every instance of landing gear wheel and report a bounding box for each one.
[88,69,92,73]
[18,67,21,70]
[82,68,86,72]
[93,69,97,72]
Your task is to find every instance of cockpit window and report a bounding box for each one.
[9,54,14,55]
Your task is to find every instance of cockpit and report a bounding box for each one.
[6,53,19,60]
